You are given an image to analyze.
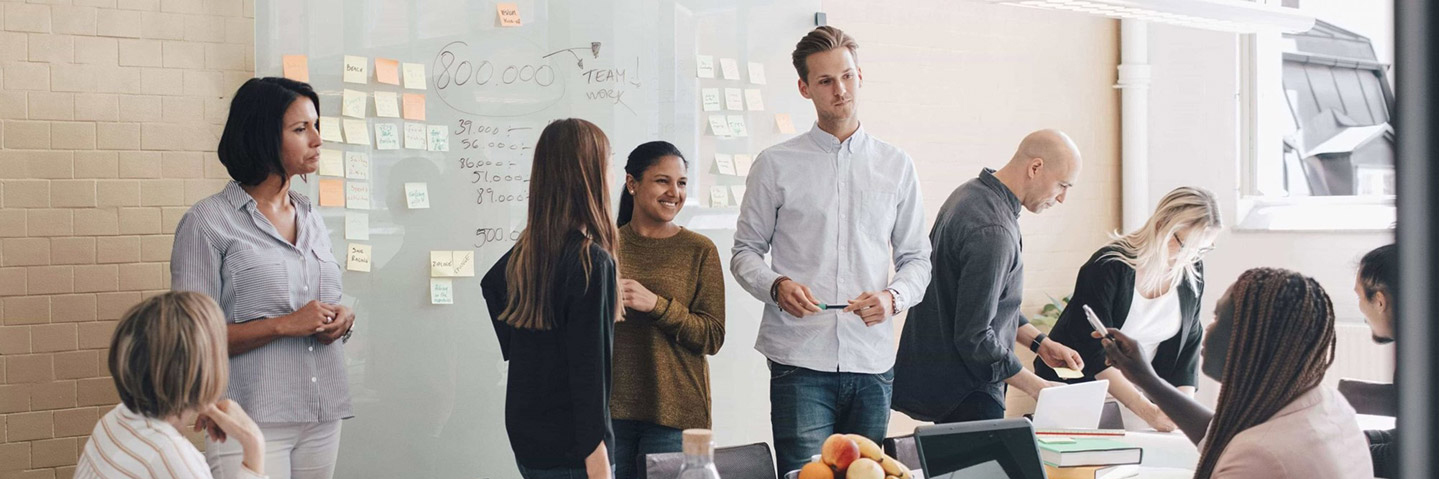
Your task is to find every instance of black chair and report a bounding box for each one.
[882,435,921,472]
[640,442,777,479]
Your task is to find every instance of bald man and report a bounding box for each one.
[893,130,1086,423]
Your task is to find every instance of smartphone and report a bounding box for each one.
[1082,304,1114,340]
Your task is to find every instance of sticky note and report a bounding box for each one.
[724,88,744,110]
[710,185,729,208]
[453,250,475,277]
[346,243,372,272]
[714,154,736,176]
[731,185,746,205]
[342,89,367,118]
[402,93,426,121]
[1037,437,1076,444]
[343,119,369,145]
[345,212,369,241]
[427,124,449,151]
[700,88,721,112]
[346,181,371,210]
[1053,367,1085,379]
[719,58,740,80]
[319,116,344,143]
[696,55,715,79]
[374,123,400,150]
[405,182,430,208]
[404,123,427,150]
[734,154,753,176]
[282,55,309,82]
[318,149,343,176]
[344,151,369,180]
[430,251,476,277]
[343,55,368,84]
[775,113,796,134]
[431,279,454,305]
[708,115,732,137]
[748,62,766,84]
[374,91,400,118]
[744,89,765,111]
[402,63,426,90]
[726,115,748,137]
[375,58,400,85]
[497,2,522,26]
[318,178,345,207]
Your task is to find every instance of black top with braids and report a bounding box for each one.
[1195,267,1337,479]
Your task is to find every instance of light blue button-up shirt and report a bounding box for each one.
[732,124,932,374]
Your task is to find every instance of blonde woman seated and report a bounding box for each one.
[1034,187,1222,431]
[76,292,267,479]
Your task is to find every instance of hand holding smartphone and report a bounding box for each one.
[1082,304,1115,341]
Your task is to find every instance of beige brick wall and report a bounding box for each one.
[0,0,252,476]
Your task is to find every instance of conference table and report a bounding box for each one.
[1119,413,1395,477]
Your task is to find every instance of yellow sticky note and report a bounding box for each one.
[345,181,371,210]
[453,250,475,277]
[343,55,368,84]
[402,63,427,90]
[1053,367,1084,379]
[714,154,736,176]
[726,115,748,137]
[345,212,369,241]
[375,58,400,85]
[402,93,426,121]
[404,123,427,150]
[497,3,522,27]
[344,151,369,180]
[318,178,345,207]
[374,91,400,118]
[318,149,343,176]
[734,154,753,176]
[710,185,729,208]
[374,123,400,150]
[431,279,454,305]
[282,54,309,82]
[775,113,796,134]
[343,119,369,145]
[430,251,455,277]
[319,116,344,143]
[744,89,765,111]
[405,182,430,209]
[342,89,367,118]
[347,243,372,272]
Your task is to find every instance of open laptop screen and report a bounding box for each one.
[914,418,1047,479]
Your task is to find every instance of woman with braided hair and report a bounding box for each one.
[1096,267,1372,478]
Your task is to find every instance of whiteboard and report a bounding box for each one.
[255,1,819,477]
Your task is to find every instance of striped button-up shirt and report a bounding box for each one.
[732,124,933,374]
[75,404,267,479]
[170,181,351,423]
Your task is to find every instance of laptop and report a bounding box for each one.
[914,418,1048,479]
[1032,380,1110,429]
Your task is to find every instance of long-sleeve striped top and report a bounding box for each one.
[75,404,267,479]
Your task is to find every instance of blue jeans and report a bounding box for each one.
[613,419,683,479]
[769,361,893,474]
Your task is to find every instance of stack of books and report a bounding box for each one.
[1038,436,1143,479]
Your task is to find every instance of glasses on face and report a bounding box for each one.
[1176,234,1217,259]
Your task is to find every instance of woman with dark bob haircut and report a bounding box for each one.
[170,77,354,479]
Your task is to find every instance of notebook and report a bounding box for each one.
[1037,437,1142,468]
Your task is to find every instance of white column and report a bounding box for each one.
[1117,19,1152,232]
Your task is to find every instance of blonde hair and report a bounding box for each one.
[109,291,229,418]
[1102,187,1223,296]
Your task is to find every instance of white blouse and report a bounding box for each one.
[1120,285,1182,362]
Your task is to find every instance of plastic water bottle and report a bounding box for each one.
[677,429,721,479]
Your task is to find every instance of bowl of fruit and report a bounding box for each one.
[784,434,913,479]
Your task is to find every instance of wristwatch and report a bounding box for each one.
[1029,332,1047,353]
[341,327,354,343]
[885,288,902,315]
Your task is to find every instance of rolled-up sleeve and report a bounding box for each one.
[170,210,223,302]
[887,155,932,312]
[950,226,1023,383]
[731,152,783,305]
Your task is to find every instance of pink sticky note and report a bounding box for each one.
[319,179,345,207]
[402,93,426,121]
[375,58,400,85]
[282,55,309,82]
[497,3,522,26]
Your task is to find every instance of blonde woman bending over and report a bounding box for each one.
[1034,186,1222,431]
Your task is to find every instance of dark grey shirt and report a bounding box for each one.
[171,181,352,423]
[893,168,1026,421]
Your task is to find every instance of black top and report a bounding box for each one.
[894,169,1028,422]
[481,234,616,469]
[1035,245,1205,388]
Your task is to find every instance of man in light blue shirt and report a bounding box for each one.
[731,25,932,472]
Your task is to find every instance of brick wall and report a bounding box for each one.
[0,0,253,477]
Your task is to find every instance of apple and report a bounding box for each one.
[821,434,861,470]
[845,434,883,460]
[845,458,884,479]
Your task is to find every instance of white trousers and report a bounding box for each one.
[205,420,343,479]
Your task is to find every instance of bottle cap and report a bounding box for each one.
[682,429,713,456]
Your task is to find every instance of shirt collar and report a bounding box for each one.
[979,168,1023,219]
[221,180,314,212]
[806,122,868,154]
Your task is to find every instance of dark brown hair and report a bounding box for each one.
[791,25,859,83]
[218,77,319,186]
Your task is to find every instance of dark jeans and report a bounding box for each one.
[937,392,1006,424]
[769,361,893,474]
[613,419,683,479]
[517,464,615,479]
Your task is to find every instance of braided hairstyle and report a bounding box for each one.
[1194,267,1337,479]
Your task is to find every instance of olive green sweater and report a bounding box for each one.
[611,225,726,430]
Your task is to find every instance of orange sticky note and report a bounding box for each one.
[375,58,400,85]
[402,93,426,121]
[319,179,345,207]
[497,3,522,27]
[282,55,309,82]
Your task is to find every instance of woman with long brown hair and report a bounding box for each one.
[481,118,622,479]
[1098,267,1371,478]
